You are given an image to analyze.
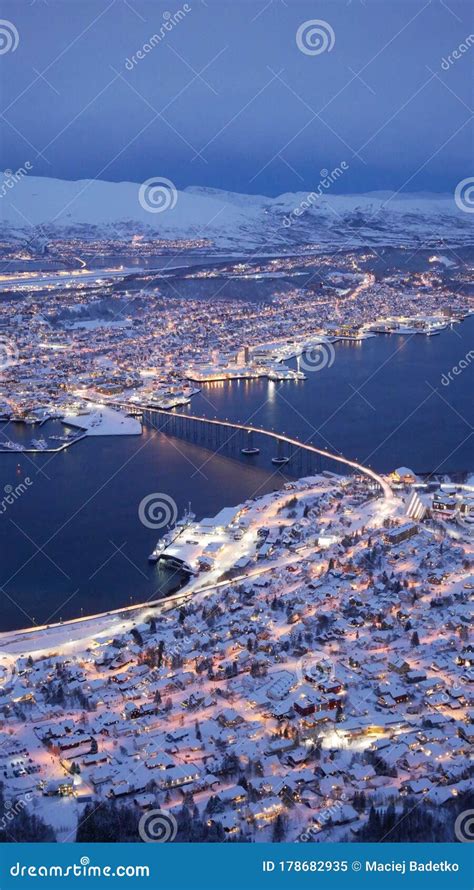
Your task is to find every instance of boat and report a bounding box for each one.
[148,507,195,562]
[158,554,197,574]
[2,441,24,451]
[175,504,196,527]
[148,530,174,563]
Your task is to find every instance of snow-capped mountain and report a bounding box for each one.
[1,173,472,250]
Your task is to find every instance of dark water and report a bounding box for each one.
[190,317,474,475]
[0,317,472,631]
[0,429,280,631]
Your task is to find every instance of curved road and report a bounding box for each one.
[154,408,393,500]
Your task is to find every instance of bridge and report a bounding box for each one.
[136,406,392,499]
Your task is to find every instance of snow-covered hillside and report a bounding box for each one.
[1,173,472,250]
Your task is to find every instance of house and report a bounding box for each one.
[43,777,74,797]
[158,764,200,789]
[217,709,243,727]
[386,523,418,546]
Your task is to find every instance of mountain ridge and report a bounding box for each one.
[1,173,472,250]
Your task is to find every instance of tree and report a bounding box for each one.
[272,813,287,842]
[76,801,139,843]
[0,784,56,842]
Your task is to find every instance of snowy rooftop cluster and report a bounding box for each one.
[0,474,471,842]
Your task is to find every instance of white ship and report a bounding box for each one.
[148,506,196,562]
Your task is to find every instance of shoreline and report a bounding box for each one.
[0,470,392,650]
[1,313,470,454]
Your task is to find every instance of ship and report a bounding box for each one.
[148,505,196,562]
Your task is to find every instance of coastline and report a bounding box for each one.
[1,312,471,455]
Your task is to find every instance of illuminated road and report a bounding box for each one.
[0,410,392,651]
[153,408,393,500]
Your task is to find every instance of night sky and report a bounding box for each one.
[1,0,473,195]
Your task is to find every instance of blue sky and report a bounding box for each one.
[1,0,473,195]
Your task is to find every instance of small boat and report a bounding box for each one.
[3,441,24,451]
[176,504,196,527]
